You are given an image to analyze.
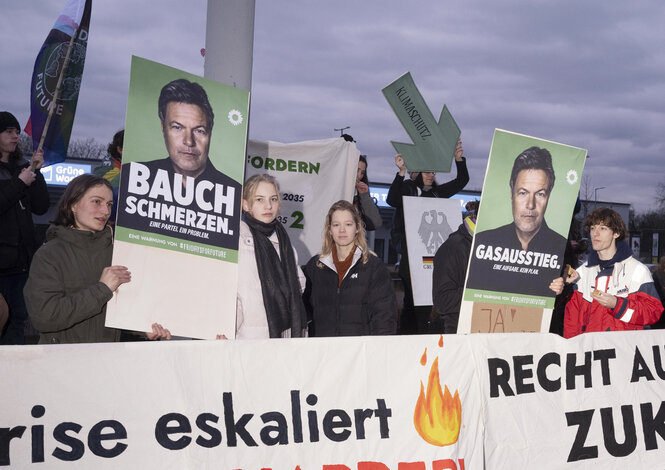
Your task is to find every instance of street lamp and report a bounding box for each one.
[594,186,606,209]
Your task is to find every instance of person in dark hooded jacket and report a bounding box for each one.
[0,111,49,344]
[431,200,479,334]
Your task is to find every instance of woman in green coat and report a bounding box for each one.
[24,174,169,344]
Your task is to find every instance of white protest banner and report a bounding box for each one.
[246,138,358,263]
[1,336,483,469]
[458,129,586,333]
[4,331,665,468]
[105,57,249,339]
[403,196,463,306]
[475,330,665,468]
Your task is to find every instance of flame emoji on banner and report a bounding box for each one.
[414,335,462,446]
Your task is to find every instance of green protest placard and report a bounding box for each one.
[382,72,460,172]
[458,129,587,333]
[115,56,247,257]
[106,56,249,339]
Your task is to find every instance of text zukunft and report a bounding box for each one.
[124,162,235,235]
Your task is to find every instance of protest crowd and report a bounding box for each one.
[5,5,665,469]
[1,0,661,347]
[1,102,663,345]
[4,2,665,468]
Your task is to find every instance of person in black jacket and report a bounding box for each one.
[431,200,479,334]
[303,200,397,336]
[0,111,49,344]
[386,139,469,334]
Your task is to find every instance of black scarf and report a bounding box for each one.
[243,212,307,338]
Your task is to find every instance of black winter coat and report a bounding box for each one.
[432,223,472,333]
[0,157,49,274]
[386,158,469,257]
[303,249,397,337]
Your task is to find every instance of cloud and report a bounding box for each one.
[3,0,664,213]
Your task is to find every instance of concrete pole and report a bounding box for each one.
[204,0,256,91]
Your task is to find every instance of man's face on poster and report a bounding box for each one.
[162,101,211,178]
[511,169,551,238]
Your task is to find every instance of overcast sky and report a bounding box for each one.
[3,1,664,213]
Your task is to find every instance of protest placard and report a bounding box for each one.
[403,197,463,306]
[106,56,249,339]
[245,138,358,263]
[458,129,586,333]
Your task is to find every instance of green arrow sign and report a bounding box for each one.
[382,72,460,173]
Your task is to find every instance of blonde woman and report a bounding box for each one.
[236,174,307,338]
[303,200,397,336]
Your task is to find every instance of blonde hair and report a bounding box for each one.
[242,173,280,207]
[319,200,370,265]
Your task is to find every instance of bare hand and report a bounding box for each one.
[356,180,369,194]
[564,268,580,284]
[215,334,228,340]
[99,266,131,292]
[18,168,37,186]
[394,154,406,176]
[30,148,44,170]
[549,277,564,295]
[454,139,464,161]
[146,323,171,340]
[591,290,618,309]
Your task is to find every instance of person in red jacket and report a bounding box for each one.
[562,208,663,338]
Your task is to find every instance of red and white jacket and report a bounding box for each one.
[564,242,663,338]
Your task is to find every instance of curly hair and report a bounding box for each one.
[584,207,626,242]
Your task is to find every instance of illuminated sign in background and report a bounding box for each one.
[41,162,92,186]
